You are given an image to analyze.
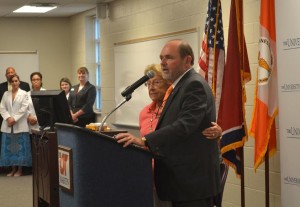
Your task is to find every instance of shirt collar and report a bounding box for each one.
[172,67,193,88]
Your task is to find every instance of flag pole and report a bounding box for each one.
[265,147,270,207]
[241,147,245,207]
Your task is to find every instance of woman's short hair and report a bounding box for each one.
[60,77,72,89]
[144,64,161,76]
[77,67,89,75]
[9,74,20,83]
[144,64,171,88]
[30,72,43,87]
[30,72,42,81]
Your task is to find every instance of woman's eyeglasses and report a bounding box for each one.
[32,78,41,81]
[145,80,163,87]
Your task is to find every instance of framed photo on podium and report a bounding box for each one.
[58,145,73,193]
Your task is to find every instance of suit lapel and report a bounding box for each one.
[74,84,80,94]
[77,82,91,94]
[155,69,195,129]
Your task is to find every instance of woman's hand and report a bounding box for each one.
[71,112,78,123]
[6,117,16,127]
[202,122,222,139]
[27,114,37,125]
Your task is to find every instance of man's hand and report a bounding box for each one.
[114,133,145,148]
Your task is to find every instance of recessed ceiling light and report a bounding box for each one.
[13,3,57,13]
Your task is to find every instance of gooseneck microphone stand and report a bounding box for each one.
[99,94,132,132]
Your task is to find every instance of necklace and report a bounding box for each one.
[149,113,154,132]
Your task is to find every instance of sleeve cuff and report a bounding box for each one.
[141,137,149,147]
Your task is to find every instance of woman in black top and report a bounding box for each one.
[68,67,96,127]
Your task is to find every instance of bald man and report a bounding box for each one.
[0,67,30,99]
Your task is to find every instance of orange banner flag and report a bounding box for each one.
[249,0,278,171]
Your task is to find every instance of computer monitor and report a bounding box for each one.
[31,90,73,131]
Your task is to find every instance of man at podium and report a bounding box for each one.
[115,39,220,207]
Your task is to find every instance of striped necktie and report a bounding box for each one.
[161,85,173,110]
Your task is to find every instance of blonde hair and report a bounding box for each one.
[144,64,161,76]
[144,64,171,88]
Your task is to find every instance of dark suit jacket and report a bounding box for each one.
[146,69,220,202]
[0,81,30,101]
[68,81,96,119]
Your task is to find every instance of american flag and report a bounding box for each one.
[200,0,251,176]
[199,0,225,122]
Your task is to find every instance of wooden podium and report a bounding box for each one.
[31,130,60,207]
[55,123,153,207]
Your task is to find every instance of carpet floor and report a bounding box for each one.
[0,169,32,207]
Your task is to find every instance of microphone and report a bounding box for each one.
[121,70,155,97]
[99,94,132,132]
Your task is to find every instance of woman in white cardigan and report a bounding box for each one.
[0,74,32,176]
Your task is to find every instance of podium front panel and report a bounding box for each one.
[56,124,153,207]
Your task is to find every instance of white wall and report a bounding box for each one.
[0,18,72,89]
[69,9,97,86]
[0,13,97,91]
[98,0,281,206]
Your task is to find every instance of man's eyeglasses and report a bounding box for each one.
[145,80,163,87]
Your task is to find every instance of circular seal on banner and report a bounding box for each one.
[258,37,274,85]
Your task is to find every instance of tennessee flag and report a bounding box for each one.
[249,0,278,171]
[218,0,251,175]
[199,0,225,118]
